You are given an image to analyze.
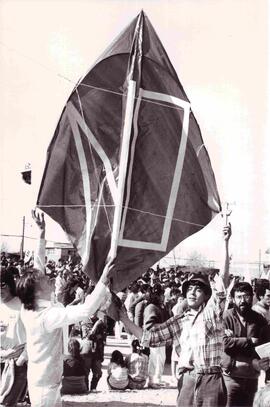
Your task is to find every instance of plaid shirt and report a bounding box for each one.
[142,286,226,370]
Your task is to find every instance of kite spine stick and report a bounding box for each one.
[108,79,136,261]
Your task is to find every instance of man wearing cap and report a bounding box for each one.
[118,223,232,407]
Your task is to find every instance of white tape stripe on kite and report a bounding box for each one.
[108,79,137,260]
[119,87,143,242]
[67,102,118,204]
[160,95,190,250]
[118,88,190,252]
[67,105,92,266]
[141,89,190,110]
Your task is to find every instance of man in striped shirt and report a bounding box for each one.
[118,223,232,407]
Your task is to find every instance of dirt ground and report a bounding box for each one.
[62,386,177,407]
[62,336,178,407]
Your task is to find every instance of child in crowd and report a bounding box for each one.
[61,338,88,395]
[125,339,149,389]
[107,350,129,390]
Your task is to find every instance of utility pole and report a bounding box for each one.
[20,216,25,260]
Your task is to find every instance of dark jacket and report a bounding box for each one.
[222,307,268,378]
[63,355,87,377]
[143,303,168,331]
[134,299,148,328]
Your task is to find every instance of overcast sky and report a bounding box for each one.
[0,0,269,266]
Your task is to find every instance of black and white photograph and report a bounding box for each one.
[1,1,269,406]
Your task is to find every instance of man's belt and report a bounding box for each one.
[196,366,222,374]
[178,365,222,376]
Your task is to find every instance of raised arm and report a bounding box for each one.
[220,222,232,289]
[106,292,144,340]
[43,258,113,331]
[119,307,144,340]
[32,209,46,273]
[223,222,232,287]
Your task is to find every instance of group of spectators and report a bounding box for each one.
[1,214,270,407]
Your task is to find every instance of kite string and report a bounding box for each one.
[78,82,185,112]
[36,203,207,229]
[0,39,187,114]
[2,38,207,230]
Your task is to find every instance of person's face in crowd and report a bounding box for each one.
[169,292,178,306]
[0,281,13,303]
[152,291,164,306]
[260,289,270,308]
[186,283,208,310]
[178,295,184,304]
[233,290,252,315]
[159,293,165,305]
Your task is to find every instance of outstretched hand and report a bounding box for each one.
[100,257,114,286]
[32,209,45,231]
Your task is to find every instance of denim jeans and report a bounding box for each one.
[177,369,196,407]
[177,369,227,407]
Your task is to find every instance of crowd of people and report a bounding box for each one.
[1,213,270,407]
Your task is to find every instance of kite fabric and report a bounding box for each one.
[37,11,221,291]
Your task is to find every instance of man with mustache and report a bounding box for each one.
[222,281,269,407]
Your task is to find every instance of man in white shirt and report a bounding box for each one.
[16,211,111,407]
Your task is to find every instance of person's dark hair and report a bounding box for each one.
[16,269,42,310]
[131,339,142,354]
[140,283,150,294]
[70,326,81,338]
[148,283,164,306]
[255,282,270,301]
[129,282,139,294]
[1,267,17,297]
[170,287,181,297]
[152,283,164,295]
[110,350,126,367]
[61,277,79,306]
[231,281,253,298]
[68,338,81,359]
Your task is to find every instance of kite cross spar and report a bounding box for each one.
[37,11,221,291]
